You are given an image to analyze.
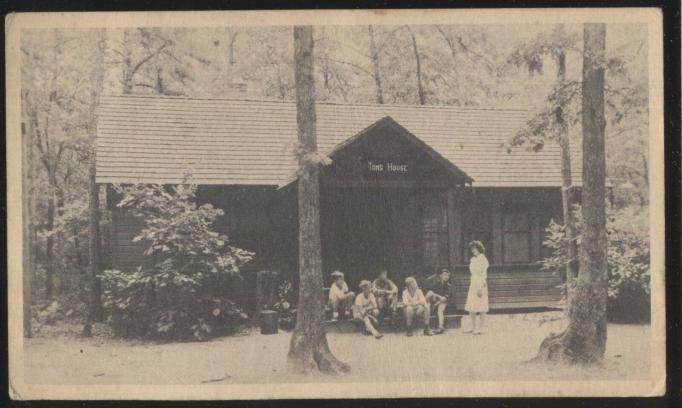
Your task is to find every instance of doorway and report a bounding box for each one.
[321,186,446,288]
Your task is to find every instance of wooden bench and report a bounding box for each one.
[322,287,462,332]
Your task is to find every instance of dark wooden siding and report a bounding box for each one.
[450,266,562,310]
[107,184,565,310]
[446,188,563,309]
[109,208,150,271]
[107,186,280,273]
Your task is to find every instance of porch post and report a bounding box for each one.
[446,185,463,267]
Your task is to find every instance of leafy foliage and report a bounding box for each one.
[507,25,579,76]
[22,29,105,300]
[102,183,253,340]
[272,280,297,331]
[542,206,650,322]
[115,183,253,274]
[507,25,649,208]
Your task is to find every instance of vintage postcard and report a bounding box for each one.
[6,8,665,399]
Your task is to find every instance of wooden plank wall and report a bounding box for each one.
[107,185,565,310]
[446,186,463,266]
[447,187,564,310]
[109,208,150,271]
[450,267,563,310]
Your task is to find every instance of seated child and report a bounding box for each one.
[353,280,383,339]
[424,267,451,334]
[402,276,434,337]
[328,270,355,321]
[372,268,399,315]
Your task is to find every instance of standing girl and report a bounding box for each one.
[464,240,489,335]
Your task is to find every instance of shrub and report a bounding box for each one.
[273,280,297,331]
[257,271,297,331]
[542,206,650,322]
[102,183,253,341]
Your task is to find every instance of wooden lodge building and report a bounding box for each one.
[96,95,582,311]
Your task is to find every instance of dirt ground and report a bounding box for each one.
[24,311,651,385]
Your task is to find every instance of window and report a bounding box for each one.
[422,193,449,271]
[503,211,531,263]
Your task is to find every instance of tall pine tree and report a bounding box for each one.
[536,24,608,363]
[287,26,350,375]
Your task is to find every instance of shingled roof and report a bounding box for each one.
[96,94,582,187]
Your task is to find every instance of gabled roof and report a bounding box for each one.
[325,116,474,185]
[96,94,582,187]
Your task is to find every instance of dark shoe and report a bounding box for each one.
[424,329,434,336]
[434,328,445,335]
[374,333,383,339]
[407,329,414,337]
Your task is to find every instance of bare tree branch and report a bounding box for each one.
[129,39,170,79]
[319,57,373,76]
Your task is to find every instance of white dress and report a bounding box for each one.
[465,254,489,313]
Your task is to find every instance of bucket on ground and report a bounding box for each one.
[260,310,279,335]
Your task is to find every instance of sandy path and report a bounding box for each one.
[24,313,650,385]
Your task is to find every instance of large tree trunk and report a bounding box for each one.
[287,26,350,375]
[21,115,32,337]
[367,25,384,104]
[122,29,133,94]
[84,29,107,336]
[73,225,84,274]
[410,31,426,105]
[87,166,104,321]
[536,23,608,364]
[45,174,56,300]
[554,28,579,289]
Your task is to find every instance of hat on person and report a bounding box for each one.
[405,276,417,286]
[359,280,372,289]
[331,270,344,279]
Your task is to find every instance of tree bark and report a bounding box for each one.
[536,24,608,364]
[45,174,56,300]
[73,225,84,274]
[122,29,134,94]
[410,31,426,105]
[155,67,165,94]
[84,29,107,336]
[367,25,384,104]
[87,166,104,322]
[21,114,32,337]
[287,26,350,375]
[554,28,579,289]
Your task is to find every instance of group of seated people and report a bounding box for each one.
[328,268,452,339]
